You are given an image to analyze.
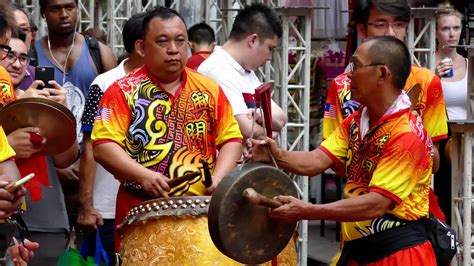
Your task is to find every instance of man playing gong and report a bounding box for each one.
[247,36,436,265]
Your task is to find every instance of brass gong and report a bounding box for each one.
[208,162,298,264]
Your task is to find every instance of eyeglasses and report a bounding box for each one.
[348,63,384,72]
[366,21,408,32]
[4,51,30,66]
[0,44,12,60]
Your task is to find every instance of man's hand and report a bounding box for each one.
[269,195,310,223]
[140,172,170,197]
[244,137,278,163]
[0,180,25,219]
[18,81,50,99]
[204,176,223,195]
[77,205,104,231]
[56,159,80,183]
[44,80,67,107]
[7,127,45,159]
[8,237,40,266]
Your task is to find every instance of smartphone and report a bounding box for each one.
[35,66,55,90]
[5,173,35,193]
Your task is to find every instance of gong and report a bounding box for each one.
[208,162,298,264]
[0,98,76,155]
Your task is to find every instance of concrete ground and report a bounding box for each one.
[307,220,340,265]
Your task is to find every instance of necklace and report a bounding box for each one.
[47,32,76,85]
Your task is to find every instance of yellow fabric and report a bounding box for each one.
[0,126,15,162]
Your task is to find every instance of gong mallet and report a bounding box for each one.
[242,188,282,209]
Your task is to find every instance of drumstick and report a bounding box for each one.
[242,188,282,209]
[5,173,35,193]
[200,159,213,187]
[168,171,202,188]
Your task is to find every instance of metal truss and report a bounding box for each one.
[449,46,474,266]
[407,7,438,72]
[272,7,312,266]
[12,1,312,264]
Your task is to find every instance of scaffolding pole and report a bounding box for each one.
[274,7,312,266]
[449,45,474,266]
[407,7,438,72]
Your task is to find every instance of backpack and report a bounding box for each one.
[83,36,104,74]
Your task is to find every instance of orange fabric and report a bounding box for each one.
[0,66,16,108]
[321,108,433,241]
[346,241,436,266]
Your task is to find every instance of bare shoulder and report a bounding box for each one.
[98,41,117,71]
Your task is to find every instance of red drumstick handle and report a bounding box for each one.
[242,188,282,209]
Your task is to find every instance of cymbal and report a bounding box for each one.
[0,98,76,155]
[208,162,298,264]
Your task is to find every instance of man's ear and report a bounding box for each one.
[356,23,368,39]
[378,65,390,82]
[247,33,258,48]
[135,39,145,57]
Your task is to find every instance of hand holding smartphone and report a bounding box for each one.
[35,66,55,90]
[5,173,35,193]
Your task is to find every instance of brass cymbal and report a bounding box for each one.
[0,98,76,155]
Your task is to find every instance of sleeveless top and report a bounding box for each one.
[441,58,468,120]
[35,38,98,143]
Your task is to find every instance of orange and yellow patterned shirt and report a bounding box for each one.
[320,103,433,242]
[0,126,15,162]
[0,66,15,108]
[323,65,448,142]
[92,66,242,224]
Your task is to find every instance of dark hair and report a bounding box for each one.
[39,0,78,12]
[12,27,26,42]
[363,35,411,89]
[142,6,186,39]
[0,0,15,38]
[229,3,282,41]
[354,0,411,25]
[188,22,215,45]
[82,27,108,44]
[122,12,147,53]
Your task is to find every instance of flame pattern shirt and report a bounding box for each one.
[320,107,433,242]
[323,65,448,142]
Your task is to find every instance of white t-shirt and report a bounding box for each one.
[198,46,262,116]
[81,59,127,219]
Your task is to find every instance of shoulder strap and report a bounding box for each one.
[84,36,104,74]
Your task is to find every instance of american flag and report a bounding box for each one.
[324,103,336,119]
[95,106,113,123]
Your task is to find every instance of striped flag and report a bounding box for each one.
[95,106,113,123]
[324,103,336,119]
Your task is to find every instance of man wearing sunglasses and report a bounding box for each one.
[322,0,448,222]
